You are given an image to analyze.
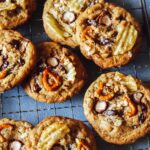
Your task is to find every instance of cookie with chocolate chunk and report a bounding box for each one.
[25,116,97,150]
[43,0,104,48]
[84,72,150,144]
[0,30,36,92]
[0,118,32,150]
[76,2,141,69]
[0,0,36,29]
[23,42,86,103]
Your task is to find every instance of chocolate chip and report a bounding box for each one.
[10,40,20,49]
[139,113,146,124]
[0,0,6,2]
[8,7,22,16]
[1,55,9,70]
[116,15,124,21]
[105,110,118,116]
[33,83,41,93]
[112,31,118,37]
[18,58,25,66]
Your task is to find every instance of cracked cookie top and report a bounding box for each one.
[43,0,104,48]
[25,116,97,150]
[84,72,150,144]
[76,2,141,68]
[23,42,86,103]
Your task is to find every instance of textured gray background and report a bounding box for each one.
[0,0,150,149]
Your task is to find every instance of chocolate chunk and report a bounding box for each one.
[66,145,71,150]
[33,83,41,93]
[112,31,118,37]
[1,61,9,69]
[52,144,65,150]
[141,103,147,112]
[56,65,67,74]
[105,110,118,116]
[116,15,124,21]
[18,58,25,66]
[8,7,22,16]
[139,113,146,124]
[0,0,6,2]
[10,40,20,49]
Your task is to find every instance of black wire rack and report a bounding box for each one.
[0,0,150,149]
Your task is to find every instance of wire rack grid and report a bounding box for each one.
[0,0,150,149]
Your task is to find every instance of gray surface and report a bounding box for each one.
[0,0,150,149]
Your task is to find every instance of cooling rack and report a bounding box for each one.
[0,0,150,149]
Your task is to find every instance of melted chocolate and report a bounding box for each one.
[18,58,25,66]
[33,83,41,93]
[139,113,146,124]
[141,103,147,112]
[10,39,20,49]
[52,144,65,150]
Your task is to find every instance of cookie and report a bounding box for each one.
[25,116,97,150]
[23,42,86,103]
[76,2,141,69]
[0,30,36,93]
[43,0,104,48]
[0,118,33,150]
[0,0,36,29]
[83,72,150,144]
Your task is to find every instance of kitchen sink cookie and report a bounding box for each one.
[0,0,36,29]
[25,116,97,150]
[0,30,36,93]
[0,118,33,150]
[76,2,141,69]
[23,42,86,103]
[43,0,104,48]
[84,72,150,144]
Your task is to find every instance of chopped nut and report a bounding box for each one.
[62,11,76,24]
